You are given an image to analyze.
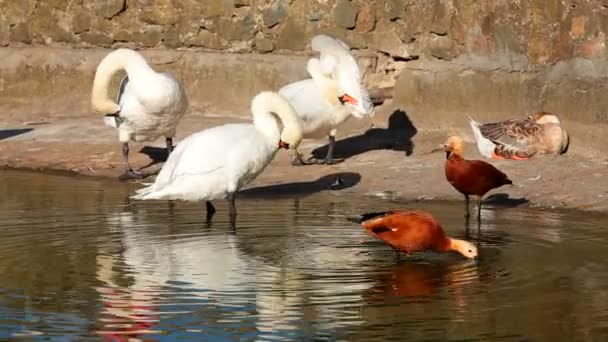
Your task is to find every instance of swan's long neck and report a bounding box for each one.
[91,49,155,113]
[251,92,301,144]
[306,58,341,107]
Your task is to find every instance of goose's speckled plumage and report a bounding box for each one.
[469,112,569,160]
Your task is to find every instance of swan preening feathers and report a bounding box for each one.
[91,48,188,180]
[279,34,374,165]
[469,112,569,160]
[132,91,303,228]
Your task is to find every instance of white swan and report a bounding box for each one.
[91,48,189,180]
[131,91,303,227]
[278,34,374,165]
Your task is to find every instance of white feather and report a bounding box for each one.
[131,92,302,202]
[91,48,188,143]
[468,116,496,158]
[278,35,374,144]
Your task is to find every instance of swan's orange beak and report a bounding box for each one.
[278,140,289,149]
[339,94,358,106]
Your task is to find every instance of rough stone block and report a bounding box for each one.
[334,0,357,29]
[99,0,126,19]
[263,1,288,28]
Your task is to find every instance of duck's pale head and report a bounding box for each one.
[444,136,465,158]
[450,239,478,259]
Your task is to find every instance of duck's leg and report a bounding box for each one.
[165,137,174,156]
[119,142,145,181]
[227,192,237,229]
[464,195,471,219]
[476,197,483,222]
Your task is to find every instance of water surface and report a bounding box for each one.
[1,170,607,341]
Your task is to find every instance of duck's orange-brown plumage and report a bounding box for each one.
[443,136,512,220]
[445,154,511,197]
[348,210,478,259]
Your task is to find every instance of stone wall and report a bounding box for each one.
[2,0,608,156]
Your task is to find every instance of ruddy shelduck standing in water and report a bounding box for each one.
[348,210,478,259]
[444,136,512,221]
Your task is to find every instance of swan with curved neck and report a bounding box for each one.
[278,34,374,165]
[132,91,302,228]
[91,48,188,180]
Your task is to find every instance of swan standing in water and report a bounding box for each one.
[91,48,188,180]
[131,91,303,227]
[279,35,374,165]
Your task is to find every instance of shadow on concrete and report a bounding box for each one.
[483,193,529,208]
[0,128,34,140]
[240,172,361,198]
[311,109,417,162]
[138,145,170,171]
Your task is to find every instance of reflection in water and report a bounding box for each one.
[1,171,608,340]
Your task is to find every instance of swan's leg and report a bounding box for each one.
[227,192,237,229]
[464,195,470,219]
[205,201,216,221]
[119,142,145,180]
[165,137,174,156]
[315,131,344,165]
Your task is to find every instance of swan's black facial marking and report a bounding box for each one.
[338,94,358,106]
[279,140,290,149]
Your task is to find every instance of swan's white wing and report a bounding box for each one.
[310,35,373,116]
[133,124,271,200]
[279,79,335,127]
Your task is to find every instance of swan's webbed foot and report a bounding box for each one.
[312,135,344,165]
[313,156,345,165]
[291,152,315,166]
[119,169,146,181]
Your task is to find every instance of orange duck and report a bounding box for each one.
[348,210,478,259]
[444,136,512,220]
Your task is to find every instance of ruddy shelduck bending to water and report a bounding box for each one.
[444,136,512,220]
[348,210,478,259]
[91,48,188,180]
[469,112,569,160]
[131,91,303,228]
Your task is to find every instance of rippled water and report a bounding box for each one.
[1,170,608,341]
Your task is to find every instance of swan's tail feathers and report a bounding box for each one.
[131,185,163,200]
[468,116,495,158]
[91,49,147,115]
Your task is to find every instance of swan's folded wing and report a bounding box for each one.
[479,119,542,152]
[279,79,331,121]
[150,125,257,190]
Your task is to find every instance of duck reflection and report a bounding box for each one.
[366,259,479,299]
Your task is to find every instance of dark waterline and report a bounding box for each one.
[1,170,607,341]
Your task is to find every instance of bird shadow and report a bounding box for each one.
[239,172,361,198]
[483,193,529,208]
[0,128,34,140]
[137,145,170,172]
[311,109,417,162]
